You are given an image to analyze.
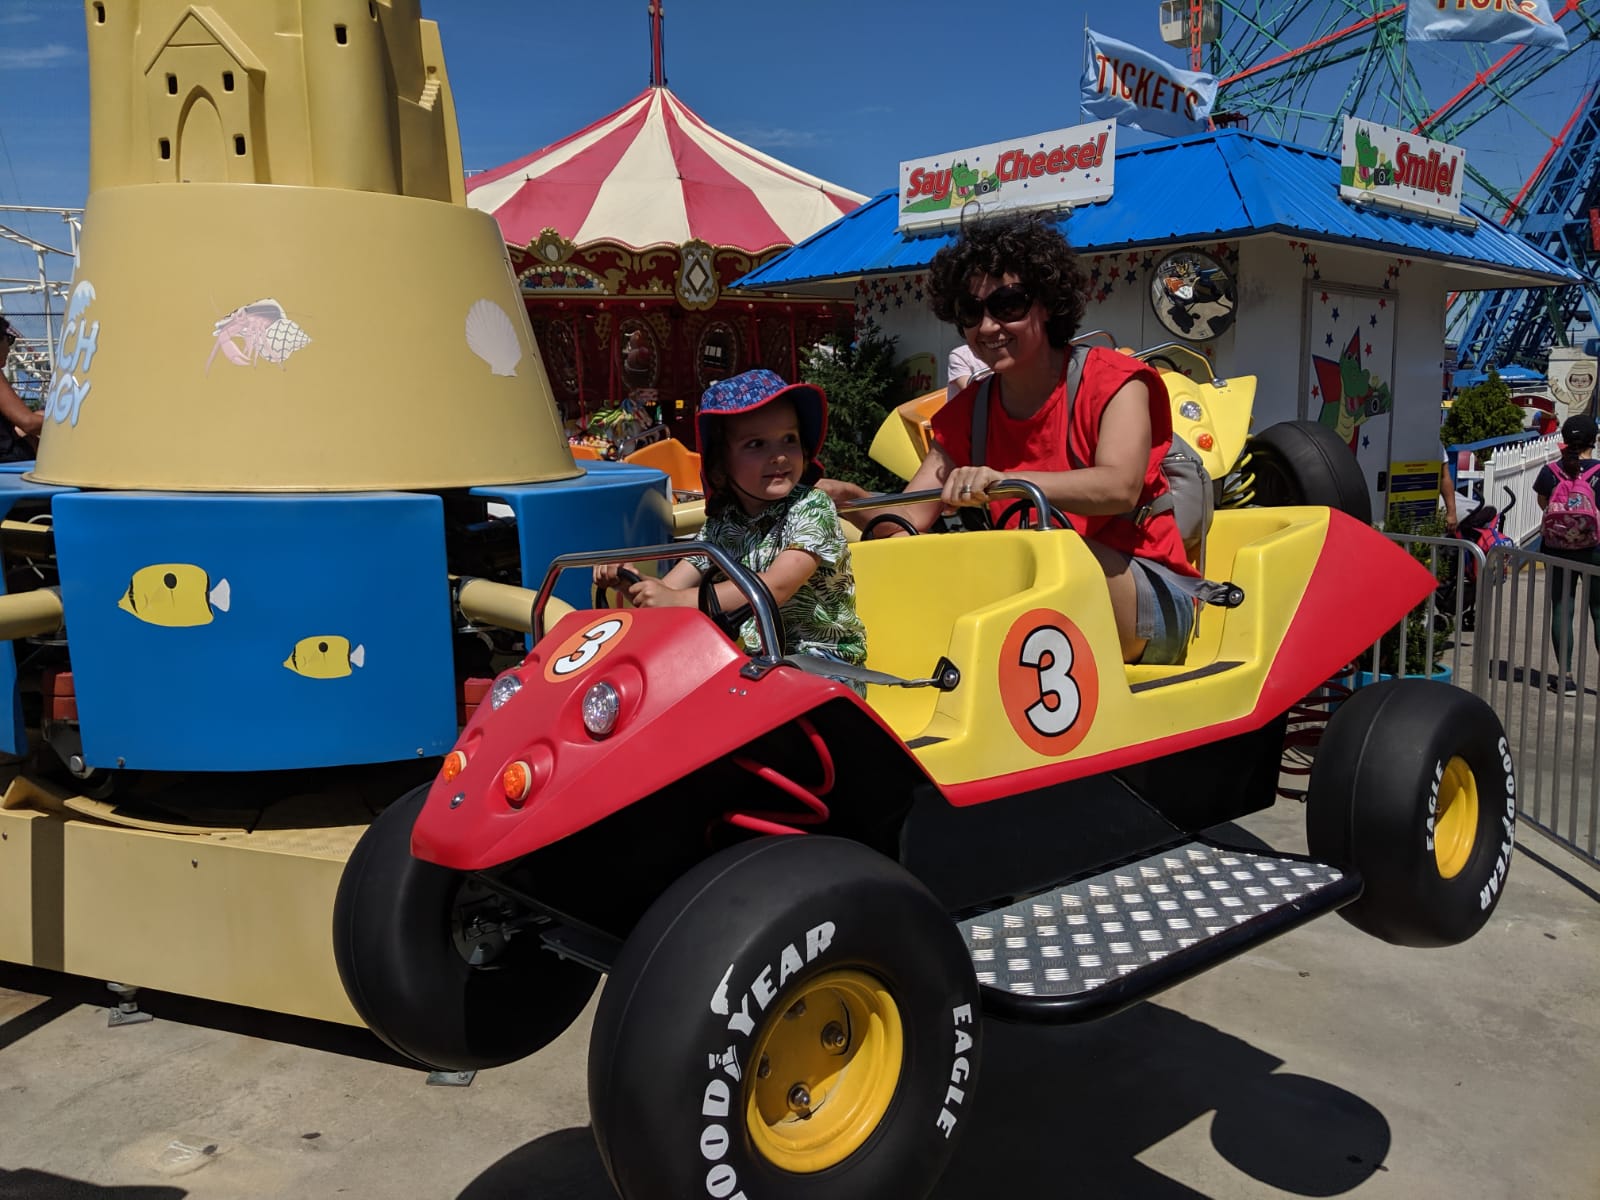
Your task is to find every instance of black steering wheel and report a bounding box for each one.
[992,498,1071,531]
[697,568,780,648]
[861,513,921,540]
[593,565,643,608]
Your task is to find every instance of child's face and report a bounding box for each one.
[720,400,804,513]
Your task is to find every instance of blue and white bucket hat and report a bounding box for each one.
[695,369,828,493]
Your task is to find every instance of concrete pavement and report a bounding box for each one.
[1,795,1596,1200]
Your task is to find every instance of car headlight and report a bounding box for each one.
[1179,399,1203,422]
[489,672,523,710]
[582,681,620,737]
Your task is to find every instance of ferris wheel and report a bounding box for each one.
[1167,0,1600,365]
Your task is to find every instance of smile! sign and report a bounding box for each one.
[897,121,1116,233]
[1340,117,1468,223]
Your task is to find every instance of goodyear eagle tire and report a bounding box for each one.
[332,783,598,1071]
[1306,680,1515,947]
[1246,420,1372,523]
[588,835,980,1200]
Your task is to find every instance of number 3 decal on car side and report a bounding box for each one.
[997,609,1099,757]
[543,612,633,682]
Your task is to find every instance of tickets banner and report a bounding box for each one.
[1405,0,1568,49]
[897,121,1115,232]
[1081,29,1217,139]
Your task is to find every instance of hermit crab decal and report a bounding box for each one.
[206,298,313,372]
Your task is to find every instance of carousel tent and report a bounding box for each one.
[460,17,866,452]
[465,86,865,253]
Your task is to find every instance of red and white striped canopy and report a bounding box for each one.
[466,86,865,254]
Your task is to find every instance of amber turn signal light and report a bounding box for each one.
[441,749,467,782]
[502,760,533,806]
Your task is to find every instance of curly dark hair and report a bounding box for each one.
[926,212,1089,348]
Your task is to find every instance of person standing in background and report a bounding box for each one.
[0,317,45,462]
[1534,413,1600,694]
[947,341,988,401]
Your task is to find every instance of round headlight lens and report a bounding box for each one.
[582,681,621,737]
[489,673,523,711]
[1178,399,1204,422]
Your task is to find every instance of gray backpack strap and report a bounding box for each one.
[970,375,992,467]
[1062,347,1087,469]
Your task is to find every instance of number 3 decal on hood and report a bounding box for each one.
[997,609,1099,757]
[544,612,633,682]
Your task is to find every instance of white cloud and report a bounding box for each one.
[0,44,74,69]
[735,127,824,150]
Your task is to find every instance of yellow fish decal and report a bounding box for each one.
[284,635,365,680]
[118,563,231,627]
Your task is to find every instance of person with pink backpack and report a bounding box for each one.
[1534,413,1600,693]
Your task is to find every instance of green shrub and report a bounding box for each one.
[1440,367,1525,464]
[800,332,903,494]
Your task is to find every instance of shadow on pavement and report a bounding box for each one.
[0,963,415,1070]
[459,1127,611,1200]
[453,1002,1390,1200]
[0,1170,184,1199]
[932,1003,1389,1199]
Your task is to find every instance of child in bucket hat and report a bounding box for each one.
[597,369,867,681]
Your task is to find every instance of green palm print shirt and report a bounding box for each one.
[688,485,867,664]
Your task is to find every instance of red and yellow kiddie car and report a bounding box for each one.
[335,380,1514,1200]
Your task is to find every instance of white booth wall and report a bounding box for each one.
[856,233,1455,520]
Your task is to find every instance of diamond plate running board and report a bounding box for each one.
[959,841,1360,1024]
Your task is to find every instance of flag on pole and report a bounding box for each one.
[1081,29,1217,138]
[1405,0,1568,49]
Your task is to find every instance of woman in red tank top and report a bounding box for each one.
[832,214,1194,665]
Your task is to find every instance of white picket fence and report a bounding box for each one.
[1454,434,1561,545]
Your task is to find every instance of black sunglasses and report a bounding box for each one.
[955,284,1034,329]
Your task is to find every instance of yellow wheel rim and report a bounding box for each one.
[1435,756,1479,879]
[745,969,904,1173]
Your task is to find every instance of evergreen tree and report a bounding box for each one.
[1440,367,1525,463]
[800,333,903,494]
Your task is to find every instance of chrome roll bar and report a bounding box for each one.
[837,478,1056,532]
[530,542,783,653]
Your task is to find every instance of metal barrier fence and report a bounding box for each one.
[1476,543,1600,866]
[1357,532,1600,866]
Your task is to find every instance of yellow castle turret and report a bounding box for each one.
[36,0,577,491]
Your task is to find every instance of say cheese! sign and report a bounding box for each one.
[897,121,1116,234]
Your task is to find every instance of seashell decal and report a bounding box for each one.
[465,299,522,377]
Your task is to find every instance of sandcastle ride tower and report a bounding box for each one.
[36,0,577,491]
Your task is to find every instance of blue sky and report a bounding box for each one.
[0,0,1179,212]
[1,0,1593,340]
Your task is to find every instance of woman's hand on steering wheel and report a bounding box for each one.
[941,465,1006,513]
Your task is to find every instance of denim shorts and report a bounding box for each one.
[1129,558,1196,666]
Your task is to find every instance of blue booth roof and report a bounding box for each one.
[733,129,1583,292]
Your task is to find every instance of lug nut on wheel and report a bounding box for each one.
[821,1021,848,1052]
[787,1084,811,1114]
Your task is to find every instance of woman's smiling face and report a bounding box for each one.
[719,399,804,513]
[961,272,1048,375]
